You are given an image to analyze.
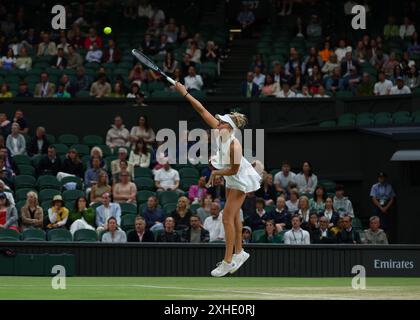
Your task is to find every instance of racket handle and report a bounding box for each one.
[166,76,176,85]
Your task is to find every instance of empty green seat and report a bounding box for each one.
[119,202,138,215]
[352,217,363,231]
[158,191,179,206]
[15,175,37,189]
[70,144,90,156]
[179,167,199,179]
[375,117,392,126]
[392,111,410,119]
[22,228,46,241]
[394,116,412,125]
[52,144,69,155]
[134,177,155,191]
[17,165,35,176]
[318,180,336,193]
[356,118,373,126]
[82,135,104,147]
[374,112,391,120]
[15,188,37,201]
[120,214,136,231]
[136,190,156,204]
[319,120,336,128]
[73,229,97,242]
[0,229,20,241]
[337,119,355,127]
[163,202,177,215]
[62,189,85,202]
[134,167,153,178]
[47,229,73,242]
[12,154,31,166]
[251,229,265,243]
[181,178,197,191]
[58,134,79,146]
[97,145,112,157]
[37,176,61,190]
[39,189,61,202]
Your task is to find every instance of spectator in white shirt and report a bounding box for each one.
[286,188,300,214]
[374,71,393,95]
[154,162,184,195]
[284,214,311,244]
[333,184,354,217]
[296,85,312,98]
[335,39,351,63]
[274,161,296,195]
[85,42,103,63]
[276,82,296,98]
[400,17,416,40]
[184,66,203,91]
[390,77,412,95]
[313,85,330,98]
[295,161,318,194]
[203,202,225,241]
[253,65,265,89]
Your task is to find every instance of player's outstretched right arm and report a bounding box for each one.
[175,82,218,129]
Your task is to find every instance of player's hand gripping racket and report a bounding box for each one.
[131,49,176,85]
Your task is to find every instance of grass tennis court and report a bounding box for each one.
[1,277,420,300]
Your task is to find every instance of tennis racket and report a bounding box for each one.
[131,49,176,85]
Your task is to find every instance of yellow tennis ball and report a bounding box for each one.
[104,27,112,35]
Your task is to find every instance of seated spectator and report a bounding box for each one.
[88,147,105,169]
[85,157,106,189]
[90,73,111,98]
[284,215,311,244]
[129,139,151,168]
[255,172,277,205]
[314,85,330,98]
[182,215,210,243]
[128,64,147,87]
[154,162,183,195]
[95,193,121,234]
[90,170,111,204]
[309,185,326,214]
[156,34,171,57]
[113,172,137,204]
[286,188,300,214]
[241,72,260,97]
[157,217,182,242]
[333,184,354,217]
[34,72,56,97]
[58,74,71,93]
[253,65,265,90]
[242,226,252,244]
[364,216,389,244]
[69,67,91,95]
[108,83,125,98]
[0,48,16,71]
[408,32,420,57]
[126,83,146,103]
[295,161,318,194]
[6,123,26,156]
[0,180,14,206]
[390,77,412,94]
[50,48,67,69]
[334,39,351,63]
[84,27,103,49]
[237,4,255,37]
[285,47,305,76]
[208,176,226,202]
[311,216,336,244]
[130,115,156,146]
[255,219,280,243]
[249,198,267,231]
[188,176,208,204]
[400,17,416,39]
[101,216,127,243]
[276,81,296,98]
[196,194,213,224]
[163,18,179,43]
[370,49,389,72]
[320,196,340,227]
[184,66,203,92]
[0,192,18,231]
[306,14,322,38]
[15,82,33,98]
[56,35,70,54]
[15,47,32,71]
[66,45,83,69]
[254,53,266,70]
[127,216,155,242]
[260,74,280,97]
[203,202,224,241]
[274,161,296,195]
[203,41,219,63]
[404,63,420,89]
[162,52,178,78]
[170,196,192,230]
[85,42,103,64]
[298,195,313,227]
[111,148,134,180]
[141,196,165,231]
[140,34,156,56]
[356,72,374,96]
[61,148,84,178]
[325,67,344,93]
[36,145,60,176]
[354,41,367,64]
[341,52,359,77]
[20,191,43,231]
[106,115,130,149]
[374,71,393,95]
[185,41,201,64]
[103,39,121,64]
[54,84,71,98]
[322,54,339,78]
[337,215,361,244]
[384,16,399,39]
[266,196,291,232]
[330,217,344,235]
[289,66,306,92]
[307,65,323,94]
[37,32,57,56]
[0,83,12,98]
[46,195,69,231]
[69,196,95,234]
[319,41,333,63]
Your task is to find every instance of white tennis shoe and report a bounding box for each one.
[230,250,250,274]
[211,260,236,277]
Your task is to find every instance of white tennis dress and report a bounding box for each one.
[210,132,261,193]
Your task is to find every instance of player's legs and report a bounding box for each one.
[226,187,243,255]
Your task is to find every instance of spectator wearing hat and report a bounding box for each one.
[370,172,395,232]
[390,77,412,95]
[242,226,252,244]
[101,216,127,243]
[333,184,354,217]
[364,216,389,244]
[20,191,43,231]
[182,215,210,243]
[127,216,155,242]
[0,192,18,232]
[95,193,121,234]
[46,195,69,231]
[37,146,61,176]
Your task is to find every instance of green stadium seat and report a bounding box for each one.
[318,180,336,193]
[37,176,61,190]
[134,167,153,178]
[163,202,177,215]
[190,203,201,214]
[147,81,166,93]
[76,90,91,98]
[73,229,98,242]
[70,144,90,156]
[12,154,31,166]
[158,191,179,206]
[82,135,104,147]
[60,176,83,190]
[181,178,197,191]
[352,217,363,231]
[39,189,61,202]
[22,228,46,241]
[338,113,356,121]
[58,134,79,146]
[52,144,69,155]
[15,188,37,201]
[62,189,85,202]
[374,112,391,120]
[414,115,420,124]
[97,145,112,157]
[120,214,136,231]
[374,117,392,126]
[392,111,410,119]
[356,118,373,126]
[136,190,156,204]
[335,91,354,99]
[119,202,138,215]
[150,90,170,98]
[337,119,355,127]
[14,175,37,189]
[189,90,207,99]
[265,204,276,213]
[394,116,412,125]
[179,167,200,179]
[270,169,281,177]
[319,120,336,128]
[357,112,374,120]
[134,177,155,191]
[251,229,265,243]
[17,165,35,176]
[47,228,73,242]
[0,229,20,241]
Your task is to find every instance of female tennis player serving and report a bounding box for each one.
[175,82,262,277]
